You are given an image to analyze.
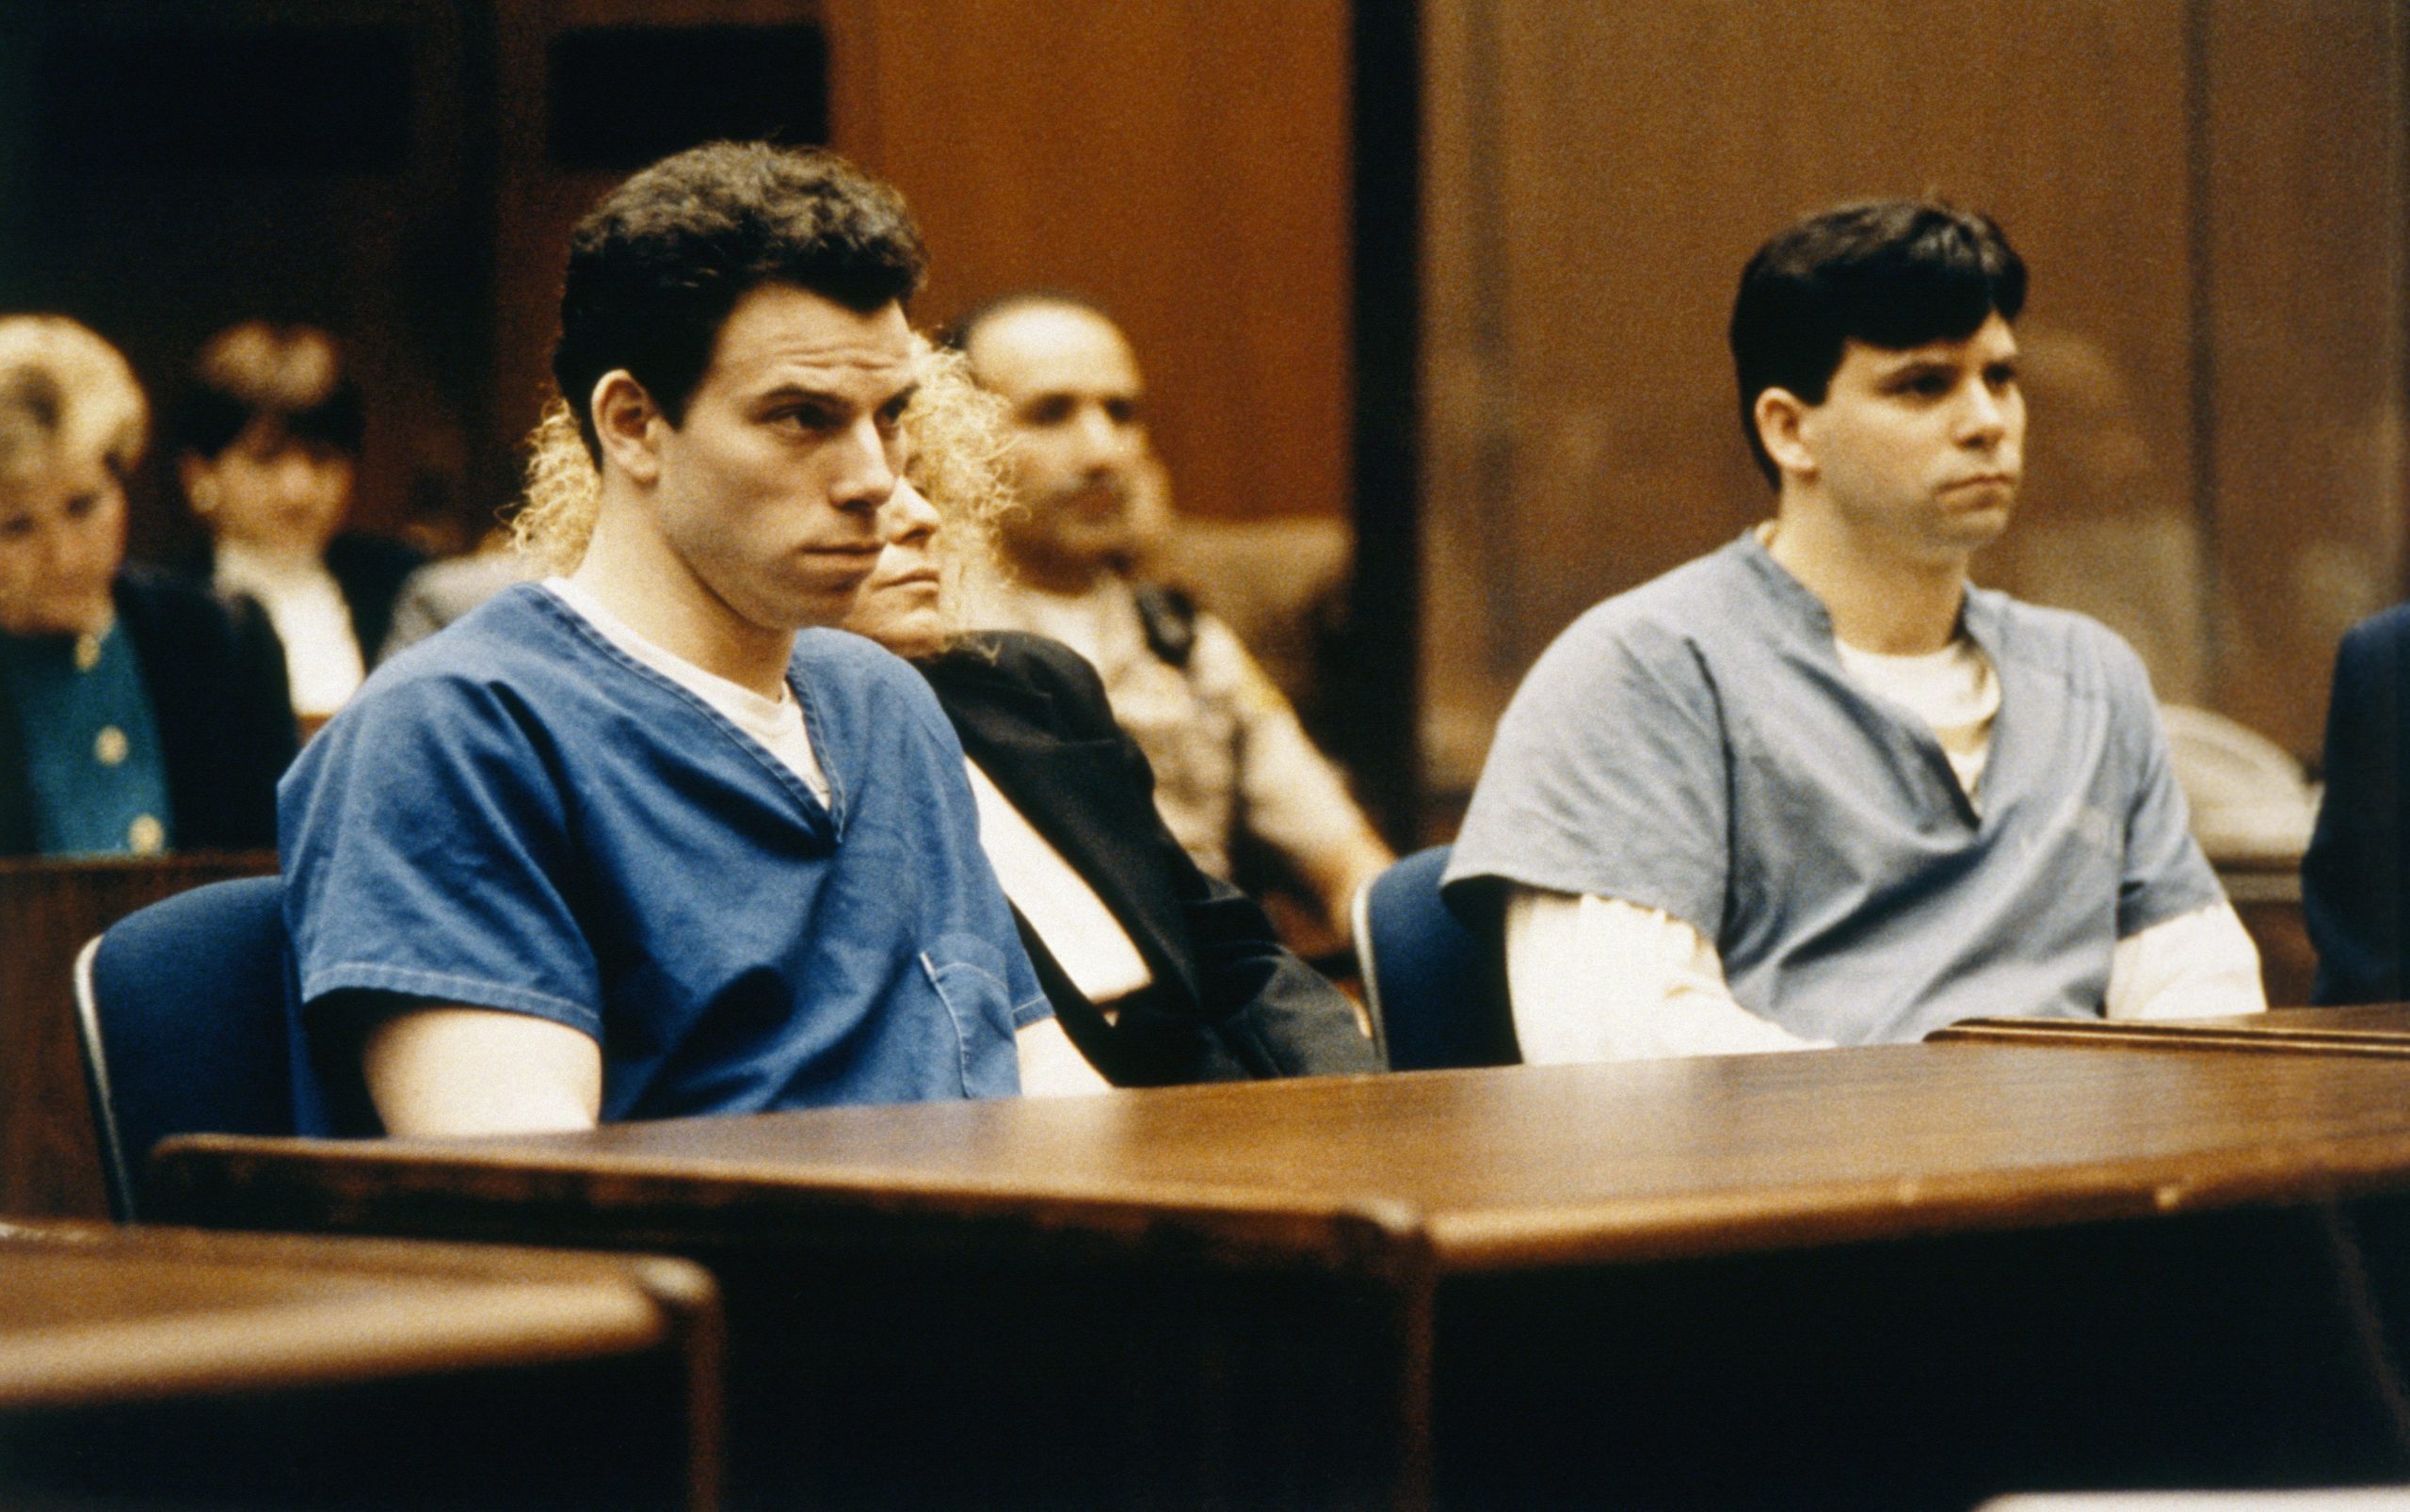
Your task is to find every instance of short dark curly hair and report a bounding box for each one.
[551,140,928,461]
[1729,199,2025,488]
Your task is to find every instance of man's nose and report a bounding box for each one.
[830,419,900,514]
[1958,385,2010,445]
[1069,405,1134,467]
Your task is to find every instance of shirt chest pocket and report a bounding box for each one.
[919,934,1024,1099]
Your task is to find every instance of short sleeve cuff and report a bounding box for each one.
[301,961,603,1038]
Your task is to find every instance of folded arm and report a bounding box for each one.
[2105,901,2266,1019]
[1503,887,1830,1062]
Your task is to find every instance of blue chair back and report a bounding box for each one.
[1352,844,1519,1070]
[73,876,297,1221]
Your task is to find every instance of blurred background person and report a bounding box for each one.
[949,291,1392,957]
[1975,325,2316,862]
[0,314,295,857]
[377,521,539,662]
[171,322,426,729]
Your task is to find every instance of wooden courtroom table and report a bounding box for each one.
[1933,1004,2410,1057]
[153,1045,2410,1510]
[0,852,277,1217]
[0,1217,721,1510]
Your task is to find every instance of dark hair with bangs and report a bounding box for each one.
[1728,199,2026,488]
[551,141,928,462]
[173,323,363,461]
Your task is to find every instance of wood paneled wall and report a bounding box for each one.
[835,0,1354,526]
[2,0,1353,563]
[2199,0,2409,750]
[1421,0,2408,796]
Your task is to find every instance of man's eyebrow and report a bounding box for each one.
[1870,352,1955,378]
[881,380,922,411]
[753,383,853,410]
[1868,346,1950,368]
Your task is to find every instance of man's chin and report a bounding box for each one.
[740,577,874,634]
[1937,496,2015,547]
[1965,507,2016,546]
[1056,518,1140,564]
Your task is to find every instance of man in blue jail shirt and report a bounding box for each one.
[1448,200,2264,1060]
[280,142,1105,1135]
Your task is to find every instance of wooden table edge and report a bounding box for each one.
[0,1220,723,1411]
[151,1133,1441,1279]
[0,1279,674,1409]
[1932,1018,2410,1055]
[1426,1130,2410,1271]
[157,1125,2410,1280]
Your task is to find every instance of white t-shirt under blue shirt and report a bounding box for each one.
[1447,529,2234,1047]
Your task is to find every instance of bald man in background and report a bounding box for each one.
[951,292,1391,951]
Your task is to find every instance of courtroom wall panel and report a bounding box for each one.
[1420,0,2406,799]
[2199,0,2409,755]
[0,0,490,560]
[842,0,1355,528]
[8,0,1353,557]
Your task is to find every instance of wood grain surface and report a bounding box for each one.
[0,1218,721,1511]
[1935,1003,2410,1057]
[155,1045,2410,1509]
[157,1043,2410,1273]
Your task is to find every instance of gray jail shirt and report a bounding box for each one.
[1446,530,2223,1046]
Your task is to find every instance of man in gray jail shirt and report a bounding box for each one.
[1447,200,2263,1060]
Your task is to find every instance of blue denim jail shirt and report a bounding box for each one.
[279,584,1048,1132]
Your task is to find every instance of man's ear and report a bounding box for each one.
[591,371,664,486]
[1753,387,1817,481]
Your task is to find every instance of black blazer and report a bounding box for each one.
[919,632,1383,1085]
[2306,603,2410,1003]
[0,565,297,856]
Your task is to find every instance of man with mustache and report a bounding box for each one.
[952,293,1392,951]
[1449,200,2264,1058]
